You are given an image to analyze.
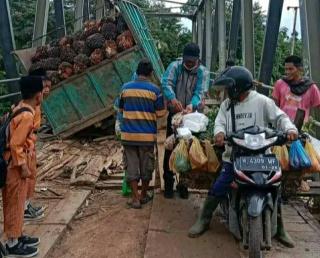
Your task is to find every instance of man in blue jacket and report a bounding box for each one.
[162,43,210,198]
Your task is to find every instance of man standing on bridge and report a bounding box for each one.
[161,43,210,198]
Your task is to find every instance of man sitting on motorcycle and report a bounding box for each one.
[188,66,298,248]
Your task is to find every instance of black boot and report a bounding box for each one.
[163,170,175,199]
[276,204,295,248]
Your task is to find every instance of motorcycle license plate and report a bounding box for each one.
[238,156,280,171]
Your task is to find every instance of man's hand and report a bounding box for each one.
[171,99,183,112]
[215,132,225,147]
[184,104,193,114]
[287,130,298,142]
[21,164,31,179]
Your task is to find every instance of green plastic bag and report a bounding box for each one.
[121,171,132,196]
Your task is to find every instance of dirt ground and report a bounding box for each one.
[47,190,152,258]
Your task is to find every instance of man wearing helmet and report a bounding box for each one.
[162,43,210,198]
[188,66,298,248]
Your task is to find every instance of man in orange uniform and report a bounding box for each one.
[3,76,43,257]
[24,69,52,220]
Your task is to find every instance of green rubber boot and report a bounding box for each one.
[276,204,295,248]
[188,196,220,238]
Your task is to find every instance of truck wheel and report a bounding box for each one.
[249,215,263,258]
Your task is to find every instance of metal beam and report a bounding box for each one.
[241,0,254,74]
[192,17,197,42]
[228,0,241,61]
[83,0,90,22]
[54,0,66,39]
[159,0,198,7]
[211,1,219,70]
[32,0,50,47]
[299,0,310,76]
[0,0,19,99]
[258,0,283,94]
[144,12,193,19]
[218,0,226,71]
[197,9,203,55]
[74,0,84,31]
[96,0,104,20]
[205,0,212,69]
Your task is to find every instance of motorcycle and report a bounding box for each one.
[222,125,287,258]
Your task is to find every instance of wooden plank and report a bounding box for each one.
[157,129,166,191]
[292,202,320,232]
[44,190,90,224]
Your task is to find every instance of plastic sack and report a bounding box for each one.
[164,134,176,151]
[183,112,209,133]
[169,139,191,174]
[289,140,312,170]
[272,145,289,171]
[303,140,320,173]
[177,127,192,140]
[203,140,220,173]
[121,171,132,196]
[189,137,208,170]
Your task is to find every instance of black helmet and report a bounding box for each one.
[213,66,253,100]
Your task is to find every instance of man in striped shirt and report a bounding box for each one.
[119,59,166,209]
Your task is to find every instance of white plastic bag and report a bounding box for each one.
[177,127,192,140]
[183,112,209,133]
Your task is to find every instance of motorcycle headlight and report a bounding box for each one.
[233,133,278,150]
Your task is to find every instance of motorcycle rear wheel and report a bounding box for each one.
[249,215,263,258]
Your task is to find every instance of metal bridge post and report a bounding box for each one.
[258,0,284,95]
[192,16,197,43]
[217,0,226,71]
[300,0,320,140]
[32,0,50,47]
[205,0,213,69]
[228,0,241,61]
[96,0,105,20]
[197,9,203,59]
[241,0,254,75]
[75,0,85,31]
[0,0,19,99]
[83,0,90,22]
[211,1,219,71]
[54,0,66,39]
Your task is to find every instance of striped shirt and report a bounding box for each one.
[119,79,166,146]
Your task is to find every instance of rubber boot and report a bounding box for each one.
[276,204,295,248]
[164,172,174,199]
[188,196,220,238]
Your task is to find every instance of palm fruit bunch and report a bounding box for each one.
[74,54,91,74]
[116,30,134,51]
[58,62,74,80]
[28,14,135,85]
[90,49,104,65]
[47,71,61,85]
[104,40,118,59]
[101,19,117,40]
[31,46,49,63]
[81,20,99,40]
[86,33,105,50]
[60,46,77,63]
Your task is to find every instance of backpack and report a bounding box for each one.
[0,107,32,188]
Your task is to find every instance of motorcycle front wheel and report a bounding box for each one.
[249,215,263,258]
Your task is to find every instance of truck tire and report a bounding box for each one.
[249,215,263,258]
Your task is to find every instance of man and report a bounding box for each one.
[119,59,166,209]
[161,43,210,198]
[188,66,298,248]
[272,55,320,122]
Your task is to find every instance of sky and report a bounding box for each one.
[161,0,301,36]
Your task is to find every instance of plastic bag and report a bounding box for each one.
[183,112,209,132]
[169,139,191,174]
[289,140,312,170]
[121,171,132,196]
[272,145,289,171]
[303,140,320,173]
[203,140,220,173]
[177,127,192,140]
[171,112,183,128]
[189,137,208,170]
[164,134,176,151]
